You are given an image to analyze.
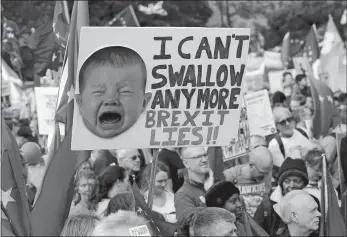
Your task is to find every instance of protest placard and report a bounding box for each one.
[245,89,276,137]
[72,27,250,150]
[268,69,296,95]
[129,225,151,236]
[35,87,59,135]
[222,97,250,162]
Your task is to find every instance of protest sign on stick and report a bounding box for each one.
[72,27,250,150]
[245,89,276,137]
[34,87,59,135]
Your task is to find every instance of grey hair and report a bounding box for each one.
[274,190,311,224]
[192,207,236,236]
[92,211,150,236]
[61,214,100,236]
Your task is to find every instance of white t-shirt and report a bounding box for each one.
[151,191,177,224]
[269,129,312,167]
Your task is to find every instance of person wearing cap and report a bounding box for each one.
[223,146,273,217]
[253,157,319,236]
[273,190,320,237]
[205,181,246,236]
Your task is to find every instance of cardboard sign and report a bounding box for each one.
[129,225,151,236]
[268,69,296,95]
[72,27,250,150]
[2,80,10,97]
[222,97,250,161]
[34,87,59,135]
[245,89,276,137]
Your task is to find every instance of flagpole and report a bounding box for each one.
[322,153,328,236]
[147,148,159,210]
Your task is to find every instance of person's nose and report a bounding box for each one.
[104,88,120,106]
[316,210,321,217]
[236,200,242,208]
[201,155,208,162]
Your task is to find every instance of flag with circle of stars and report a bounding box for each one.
[132,183,177,236]
[1,118,32,236]
[52,0,70,48]
[282,26,320,68]
[106,5,140,27]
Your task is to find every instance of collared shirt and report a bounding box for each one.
[174,179,206,224]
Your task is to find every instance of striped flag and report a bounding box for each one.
[1,117,32,236]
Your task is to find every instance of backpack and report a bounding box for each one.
[274,128,308,158]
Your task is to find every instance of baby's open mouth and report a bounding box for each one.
[99,112,122,125]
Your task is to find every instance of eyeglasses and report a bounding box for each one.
[184,153,208,161]
[277,117,294,126]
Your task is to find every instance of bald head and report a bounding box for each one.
[249,146,273,172]
[273,107,292,123]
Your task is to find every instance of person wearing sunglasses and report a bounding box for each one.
[174,147,213,225]
[268,107,312,171]
[112,149,143,178]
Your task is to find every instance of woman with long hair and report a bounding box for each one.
[69,170,96,217]
[89,166,131,217]
[139,161,176,223]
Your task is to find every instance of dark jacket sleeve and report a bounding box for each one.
[253,200,268,233]
[175,191,198,224]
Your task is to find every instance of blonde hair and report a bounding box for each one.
[61,214,100,236]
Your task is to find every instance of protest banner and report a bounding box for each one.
[34,87,59,135]
[222,96,250,162]
[72,27,250,150]
[268,69,296,95]
[245,89,276,137]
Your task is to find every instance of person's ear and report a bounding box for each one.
[141,92,152,112]
[290,212,298,223]
[75,94,82,108]
[182,159,189,169]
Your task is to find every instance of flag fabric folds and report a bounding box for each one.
[309,74,341,139]
[106,5,140,27]
[53,0,70,48]
[242,210,269,236]
[1,117,32,236]
[319,156,347,236]
[30,1,90,236]
[281,26,320,69]
[319,14,347,93]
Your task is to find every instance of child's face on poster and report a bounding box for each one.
[76,64,150,139]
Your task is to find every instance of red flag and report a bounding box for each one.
[55,0,89,133]
[53,0,70,48]
[309,74,341,139]
[1,118,32,236]
[319,155,347,236]
[208,147,225,182]
[30,1,90,236]
[242,210,269,236]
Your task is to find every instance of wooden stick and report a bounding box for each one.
[147,148,159,210]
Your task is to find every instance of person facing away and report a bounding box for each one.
[273,190,320,237]
[75,46,152,139]
[104,192,135,217]
[88,166,131,217]
[269,107,312,169]
[253,157,320,236]
[69,170,97,217]
[158,147,185,193]
[174,147,213,224]
[205,181,247,236]
[192,207,238,237]
[61,214,100,237]
[139,161,177,224]
[224,146,273,216]
[92,210,153,236]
